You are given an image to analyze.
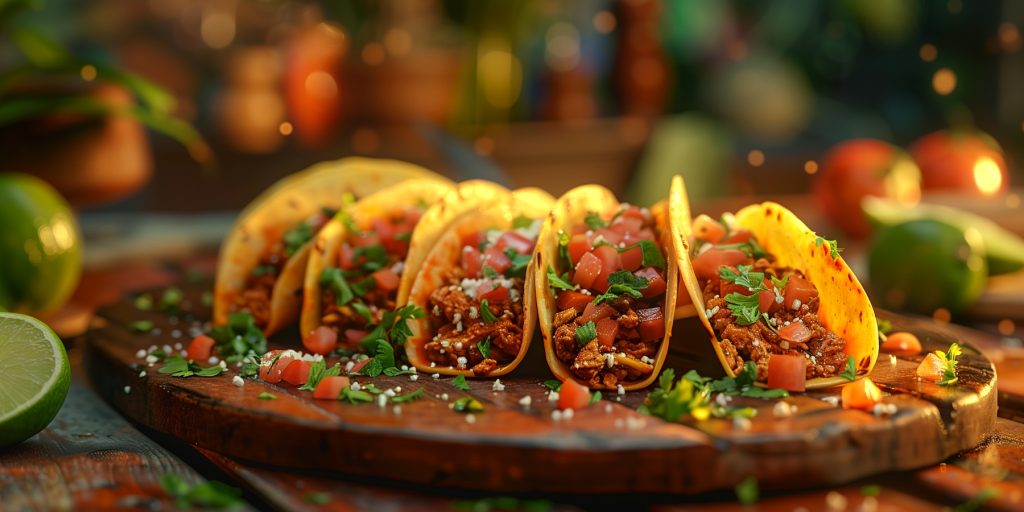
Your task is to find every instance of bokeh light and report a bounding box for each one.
[972,157,1003,195]
[919,43,937,62]
[932,68,957,95]
[747,150,765,167]
[804,160,818,174]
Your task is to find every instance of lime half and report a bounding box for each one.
[0,312,70,448]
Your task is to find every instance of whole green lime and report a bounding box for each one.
[0,173,82,313]
[0,312,71,448]
[868,219,987,316]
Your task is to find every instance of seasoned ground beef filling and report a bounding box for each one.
[553,297,658,389]
[423,271,525,376]
[233,245,288,328]
[701,270,846,381]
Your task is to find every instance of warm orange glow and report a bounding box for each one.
[304,71,338,99]
[362,42,386,66]
[804,160,818,174]
[999,22,1021,52]
[385,28,412,56]
[747,150,765,167]
[351,127,380,154]
[474,136,495,156]
[919,43,937,62]
[1007,193,1021,209]
[933,308,951,323]
[201,9,235,49]
[593,10,616,34]
[80,65,97,81]
[932,68,956,95]
[279,122,293,135]
[999,319,1017,336]
[973,157,1003,195]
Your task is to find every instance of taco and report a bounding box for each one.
[404,188,554,377]
[668,176,878,389]
[301,180,513,350]
[213,157,450,335]
[535,185,678,391]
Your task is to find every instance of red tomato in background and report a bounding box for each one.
[767,354,806,392]
[691,249,747,281]
[593,228,623,247]
[557,379,592,410]
[610,216,644,235]
[284,22,347,148]
[483,246,511,274]
[461,231,487,250]
[462,246,484,276]
[186,335,215,362]
[812,138,922,239]
[304,326,337,355]
[372,269,400,291]
[911,130,1009,196]
[692,214,725,244]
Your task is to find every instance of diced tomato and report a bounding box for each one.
[557,379,592,410]
[349,358,372,374]
[610,216,644,236]
[312,376,351,400]
[778,321,812,344]
[692,214,726,244]
[372,269,400,291]
[623,228,656,244]
[594,228,623,247]
[260,354,294,384]
[766,354,807,392]
[722,229,753,244]
[557,290,593,312]
[461,230,487,250]
[568,234,591,265]
[282,360,311,386]
[483,246,511,274]
[372,218,395,244]
[381,232,409,257]
[573,252,602,289]
[692,249,748,281]
[619,245,643,272]
[842,378,882,410]
[881,332,922,356]
[916,353,945,382]
[344,329,368,345]
[401,208,422,227]
[186,335,215,362]
[462,246,484,277]
[338,244,355,270]
[304,325,338,355]
[580,302,616,323]
[350,232,380,248]
[620,205,650,222]
[635,267,666,298]
[479,284,510,304]
[783,275,818,310]
[496,232,534,254]
[636,307,665,343]
[758,279,780,313]
[592,245,621,292]
[595,317,618,347]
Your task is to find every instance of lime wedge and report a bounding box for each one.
[0,312,70,447]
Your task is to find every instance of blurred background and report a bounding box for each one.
[2,0,1024,332]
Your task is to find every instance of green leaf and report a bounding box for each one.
[584,211,607,230]
[954,487,999,512]
[725,292,761,325]
[452,374,470,391]
[131,320,154,333]
[546,265,577,292]
[257,392,278,400]
[299,361,326,391]
[373,340,396,369]
[391,387,425,404]
[452,396,484,413]
[159,287,183,312]
[479,299,499,324]
[557,230,572,269]
[282,222,314,257]
[360,358,383,377]
[861,484,881,497]
[589,390,602,405]
[10,27,68,68]
[619,239,666,269]
[353,245,389,272]
[575,321,597,345]
[350,301,374,322]
[877,318,893,335]
[481,265,500,279]
[543,379,562,391]
[134,294,154,311]
[201,291,213,308]
[735,476,759,505]
[364,384,384,394]
[209,311,267,359]
[319,267,354,306]
[719,265,766,292]
[770,274,790,290]
[477,337,492,359]
[815,236,843,259]
[193,365,224,377]
[512,216,534,229]
[339,386,373,404]
[840,356,857,381]
[503,248,532,278]
[592,271,649,304]
[938,342,961,386]
[159,355,224,378]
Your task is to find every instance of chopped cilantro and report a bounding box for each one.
[503,248,532,278]
[452,374,470,391]
[319,267,354,305]
[350,301,374,322]
[592,271,649,305]
[283,222,314,257]
[479,299,499,324]
[705,361,788,399]
[575,321,597,345]
[584,211,607,230]
[589,390,602,405]
[557,230,572,268]
[477,337,492,359]
[131,320,155,333]
[715,238,770,259]
[546,265,577,292]
[360,358,384,377]
[158,355,224,378]
[452,396,484,413]
[719,264,766,292]
[770,274,789,290]
[134,294,154,311]
[815,236,842,259]
[481,265,500,279]
[543,379,562,391]
[877,318,893,335]
[250,264,275,277]
[339,211,361,235]
[159,474,243,510]
[305,492,330,505]
[339,386,373,404]
[391,387,425,404]
[159,287,184,311]
[209,311,268,361]
[639,365,785,422]
[954,487,999,512]
[299,361,341,391]
[257,392,278,400]
[201,291,213,308]
[350,275,377,298]
[861,484,881,497]
[363,383,384,394]
[357,304,424,356]
[725,292,761,325]
[619,240,666,269]
[511,215,534,229]
[840,356,857,381]
[937,342,962,386]
[735,476,759,505]
[353,245,389,272]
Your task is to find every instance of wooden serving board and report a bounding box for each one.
[84,284,997,495]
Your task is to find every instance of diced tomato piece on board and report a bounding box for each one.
[916,353,945,382]
[372,269,400,291]
[595,318,618,347]
[592,245,621,292]
[312,376,351,400]
[881,332,922,356]
[636,307,665,342]
[557,379,592,410]
[282,359,311,386]
[767,354,806,392]
[186,335,214,362]
[557,290,593,312]
[842,378,882,410]
[635,267,666,298]
[304,326,338,355]
[783,275,818,309]
[260,355,294,384]
[573,252,602,289]
[692,249,748,281]
[568,234,591,265]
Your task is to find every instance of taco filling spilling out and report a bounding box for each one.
[549,205,668,389]
[234,208,337,327]
[688,214,847,382]
[423,218,541,375]
[318,206,423,348]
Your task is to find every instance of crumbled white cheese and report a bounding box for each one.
[604,403,613,414]
[162,345,173,354]
[123,386,131,394]
[139,371,147,378]
[384,389,396,397]
[351,381,361,391]
[733,416,752,430]
[773,401,794,418]
[617,384,626,396]
[410,374,419,382]
[715,393,731,406]
[171,330,182,339]
[605,353,616,368]
[562,408,574,420]
[432,373,440,379]
[625,417,646,430]
[441,393,449,400]
[466,413,477,424]
[456,321,463,332]
[640,356,654,365]
[377,395,388,408]
[440,340,450,347]
[135,349,147,359]
[791,299,802,310]
[452,313,462,324]
[394,386,402,393]
[391,261,404,276]
[548,391,560,402]
[492,379,505,392]
[430,362,436,368]
[232,376,244,387]
[551,410,563,421]
[519,395,532,408]
[432,305,441,316]
[890,354,898,367]
[822,396,840,407]
[173,342,183,350]
[456,356,467,369]
[468,307,478,319]
[145,355,159,364]
[454,342,464,351]
[825,491,847,511]
[392,405,402,415]
[345,361,355,372]
[219,361,228,369]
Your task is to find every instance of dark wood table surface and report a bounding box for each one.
[4,207,1024,511]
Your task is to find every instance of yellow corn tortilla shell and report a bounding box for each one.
[668,175,878,389]
[300,180,512,339]
[404,188,554,377]
[534,185,678,391]
[214,157,450,334]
